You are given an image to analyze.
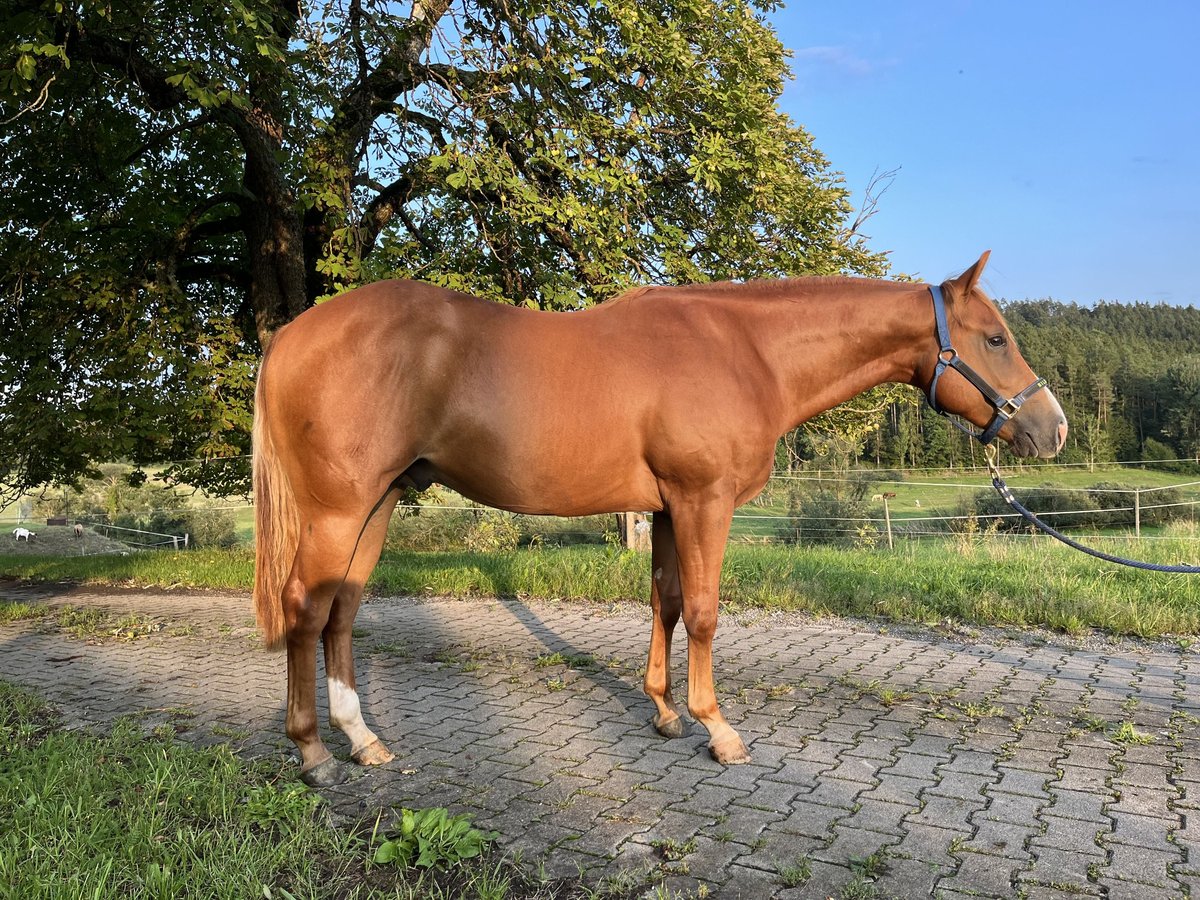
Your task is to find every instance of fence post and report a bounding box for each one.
[882,493,895,550]
[615,513,650,551]
[1134,489,1141,539]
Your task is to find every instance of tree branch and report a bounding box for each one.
[845,166,899,239]
[68,26,188,112]
[123,112,217,166]
[176,262,250,289]
[358,168,422,255]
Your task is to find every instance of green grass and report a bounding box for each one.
[2,526,1199,638]
[0,681,346,898]
[0,681,615,900]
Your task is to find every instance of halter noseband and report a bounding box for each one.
[927,285,1049,445]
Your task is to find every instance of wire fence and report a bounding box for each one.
[6,464,1199,552]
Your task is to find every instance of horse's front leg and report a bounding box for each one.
[669,494,751,765]
[643,511,686,738]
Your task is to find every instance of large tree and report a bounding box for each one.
[0,0,886,498]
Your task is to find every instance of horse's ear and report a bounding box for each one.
[948,250,991,299]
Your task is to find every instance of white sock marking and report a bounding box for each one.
[328,677,377,752]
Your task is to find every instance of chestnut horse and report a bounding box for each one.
[253,252,1067,786]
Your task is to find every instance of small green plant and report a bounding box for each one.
[839,874,879,900]
[211,723,250,739]
[370,640,411,656]
[110,613,160,641]
[1111,721,1154,744]
[0,599,48,623]
[244,783,319,827]
[373,807,498,870]
[55,604,107,638]
[546,676,566,692]
[779,857,812,887]
[534,651,597,670]
[650,836,697,861]
[874,685,914,707]
[954,701,1005,720]
[850,849,889,878]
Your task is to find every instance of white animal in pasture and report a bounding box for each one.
[13,527,35,541]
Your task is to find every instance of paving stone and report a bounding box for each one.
[926,769,996,801]
[1018,886,1103,899]
[1052,763,1111,792]
[963,816,1039,858]
[989,766,1053,799]
[1102,842,1181,887]
[834,798,912,837]
[1018,845,1105,888]
[938,851,1022,897]
[1046,786,1116,823]
[905,793,986,830]
[1031,814,1106,855]
[1101,879,1187,900]
[891,822,965,866]
[1108,784,1180,820]
[1105,810,1177,851]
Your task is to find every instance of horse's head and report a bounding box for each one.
[924,252,1068,458]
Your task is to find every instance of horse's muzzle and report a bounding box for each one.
[1008,389,1068,458]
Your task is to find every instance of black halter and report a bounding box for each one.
[927,285,1049,445]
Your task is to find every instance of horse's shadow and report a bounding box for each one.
[271,591,688,781]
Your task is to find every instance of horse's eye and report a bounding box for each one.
[987,335,1008,349]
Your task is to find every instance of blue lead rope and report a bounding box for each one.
[984,449,1200,574]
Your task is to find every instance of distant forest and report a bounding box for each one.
[855,300,1200,470]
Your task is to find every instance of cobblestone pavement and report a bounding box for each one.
[2,581,1199,899]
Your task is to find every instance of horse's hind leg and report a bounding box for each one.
[283,511,384,786]
[643,511,686,739]
[322,495,399,767]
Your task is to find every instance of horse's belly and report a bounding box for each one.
[422,452,663,517]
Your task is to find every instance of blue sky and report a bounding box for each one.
[768,2,1199,306]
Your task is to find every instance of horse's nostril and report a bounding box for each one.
[1056,420,1068,452]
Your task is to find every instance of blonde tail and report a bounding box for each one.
[252,359,297,651]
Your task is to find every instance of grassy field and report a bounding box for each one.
[734,464,1200,539]
[12,463,1195,547]
[2,523,1197,638]
[0,681,620,899]
[0,524,140,556]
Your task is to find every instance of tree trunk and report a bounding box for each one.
[247,197,310,350]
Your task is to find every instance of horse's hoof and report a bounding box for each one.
[351,738,395,767]
[654,714,687,740]
[300,756,348,787]
[709,736,751,765]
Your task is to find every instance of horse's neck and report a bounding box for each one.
[755,281,931,433]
